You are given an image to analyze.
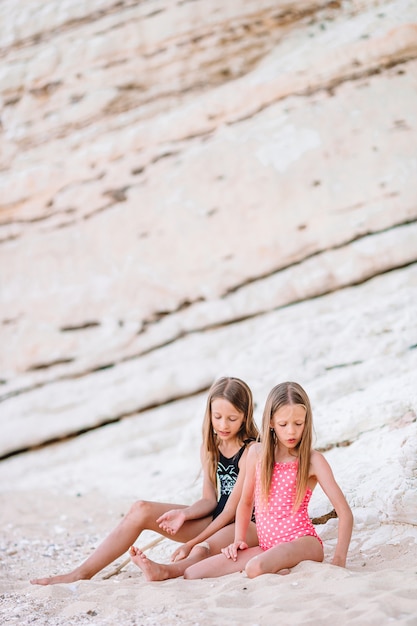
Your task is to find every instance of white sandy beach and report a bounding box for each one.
[1,488,417,626]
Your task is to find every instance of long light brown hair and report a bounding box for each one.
[202,377,259,492]
[260,382,313,511]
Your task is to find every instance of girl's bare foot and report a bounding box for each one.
[30,570,87,585]
[129,546,171,581]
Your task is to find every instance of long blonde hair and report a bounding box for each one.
[202,377,259,491]
[260,382,313,511]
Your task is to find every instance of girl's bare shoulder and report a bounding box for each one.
[247,442,262,460]
[309,449,332,473]
[310,449,323,461]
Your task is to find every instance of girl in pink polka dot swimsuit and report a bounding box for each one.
[183,381,353,580]
[254,457,322,550]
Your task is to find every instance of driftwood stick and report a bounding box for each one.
[102,536,165,580]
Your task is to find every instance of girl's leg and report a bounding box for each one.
[129,543,210,581]
[130,521,258,581]
[30,500,211,585]
[184,537,262,580]
[245,536,323,579]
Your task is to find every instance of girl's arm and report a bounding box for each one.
[157,445,218,535]
[171,444,253,561]
[222,443,259,561]
[311,450,353,567]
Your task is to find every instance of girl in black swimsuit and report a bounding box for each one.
[31,377,259,585]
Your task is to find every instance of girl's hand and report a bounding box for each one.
[157,509,186,535]
[171,543,192,562]
[331,555,346,568]
[221,541,248,561]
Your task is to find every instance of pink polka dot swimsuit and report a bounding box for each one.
[254,460,322,551]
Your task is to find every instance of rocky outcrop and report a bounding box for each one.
[0,0,416,540]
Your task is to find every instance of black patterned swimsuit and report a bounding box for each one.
[212,439,255,520]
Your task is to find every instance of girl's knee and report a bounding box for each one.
[183,566,198,580]
[245,556,265,579]
[127,500,151,521]
[191,541,211,558]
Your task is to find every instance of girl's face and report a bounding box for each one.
[270,404,306,450]
[211,398,245,443]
